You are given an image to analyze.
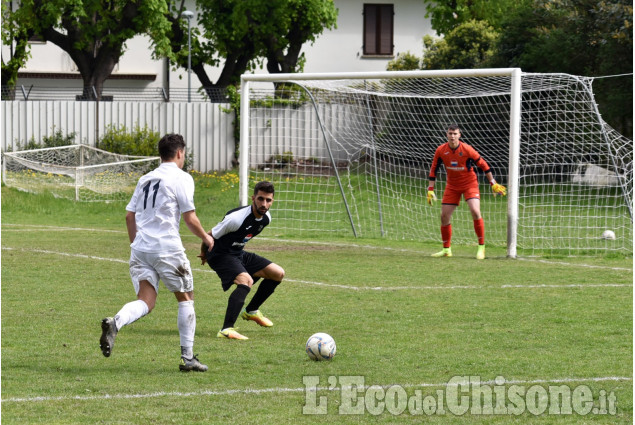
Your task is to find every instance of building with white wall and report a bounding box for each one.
[3,0,433,94]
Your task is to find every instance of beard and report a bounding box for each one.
[254,204,269,216]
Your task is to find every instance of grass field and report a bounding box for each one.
[1,173,632,424]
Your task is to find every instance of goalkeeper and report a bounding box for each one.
[427,124,506,260]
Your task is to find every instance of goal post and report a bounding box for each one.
[239,69,632,256]
[240,69,524,253]
[507,68,522,258]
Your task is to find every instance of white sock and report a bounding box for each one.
[114,299,149,330]
[178,301,196,355]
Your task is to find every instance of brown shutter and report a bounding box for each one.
[363,4,394,56]
[378,5,393,55]
[363,5,378,55]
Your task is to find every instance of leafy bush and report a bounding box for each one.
[422,20,499,69]
[97,124,160,157]
[42,129,77,148]
[387,52,421,71]
[8,127,77,151]
[97,125,195,171]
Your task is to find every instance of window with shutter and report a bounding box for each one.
[363,4,394,56]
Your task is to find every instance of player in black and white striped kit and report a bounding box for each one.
[199,181,285,340]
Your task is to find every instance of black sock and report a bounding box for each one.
[245,279,280,313]
[223,284,250,329]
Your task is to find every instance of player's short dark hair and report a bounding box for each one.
[254,181,274,195]
[158,134,186,161]
[447,124,461,132]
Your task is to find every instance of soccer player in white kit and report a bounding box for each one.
[99,134,214,372]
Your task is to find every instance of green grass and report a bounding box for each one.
[251,168,633,254]
[1,175,632,424]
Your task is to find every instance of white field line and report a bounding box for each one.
[1,223,125,233]
[2,376,631,404]
[2,240,631,404]
[2,246,632,291]
[258,237,634,272]
[2,223,632,272]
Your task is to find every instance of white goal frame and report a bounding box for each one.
[240,69,523,257]
[239,69,632,256]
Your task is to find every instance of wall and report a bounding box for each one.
[304,0,431,74]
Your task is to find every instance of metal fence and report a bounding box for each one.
[1,85,352,173]
[1,98,236,172]
[1,85,229,103]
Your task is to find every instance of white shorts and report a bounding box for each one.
[129,249,194,294]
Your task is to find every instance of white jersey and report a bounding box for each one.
[126,162,196,253]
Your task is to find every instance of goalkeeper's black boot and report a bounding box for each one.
[100,317,118,357]
[179,354,208,372]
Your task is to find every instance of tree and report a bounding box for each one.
[491,0,633,136]
[410,0,632,136]
[421,20,499,69]
[422,0,526,35]
[167,0,338,101]
[9,0,174,100]
[592,1,633,135]
[263,0,337,75]
[386,20,499,71]
[187,0,265,98]
[1,1,32,97]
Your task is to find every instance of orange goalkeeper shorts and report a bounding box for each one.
[442,184,480,206]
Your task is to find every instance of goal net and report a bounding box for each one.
[239,70,632,256]
[2,145,160,202]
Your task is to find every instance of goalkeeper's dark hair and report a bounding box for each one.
[254,181,274,195]
[158,134,186,161]
[447,124,461,132]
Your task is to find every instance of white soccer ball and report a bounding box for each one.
[305,333,336,361]
[602,230,616,240]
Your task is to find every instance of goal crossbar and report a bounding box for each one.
[241,68,522,82]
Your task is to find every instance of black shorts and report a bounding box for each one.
[207,251,272,291]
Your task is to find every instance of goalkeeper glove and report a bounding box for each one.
[491,182,507,197]
[427,187,437,205]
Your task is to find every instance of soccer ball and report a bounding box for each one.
[305,333,336,361]
[601,230,616,240]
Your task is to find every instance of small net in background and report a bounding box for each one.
[2,145,160,202]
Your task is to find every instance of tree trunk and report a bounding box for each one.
[265,24,307,99]
[190,43,255,103]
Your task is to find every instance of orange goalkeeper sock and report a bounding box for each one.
[473,218,485,245]
[441,224,452,248]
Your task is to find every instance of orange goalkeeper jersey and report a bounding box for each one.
[429,141,491,189]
